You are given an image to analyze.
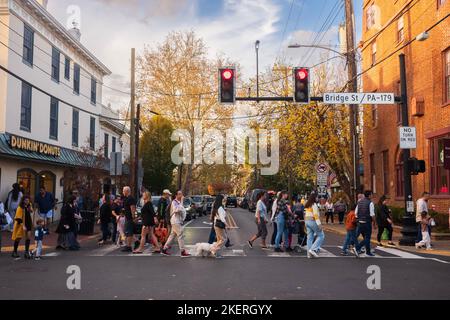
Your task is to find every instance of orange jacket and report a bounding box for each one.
[345,210,357,231]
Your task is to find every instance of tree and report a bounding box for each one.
[140,115,177,194]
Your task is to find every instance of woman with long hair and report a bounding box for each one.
[134,191,160,254]
[274,191,292,252]
[376,195,395,247]
[11,196,33,259]
[6,183,23,231]
[211,194,228,259]
[248,191,269,249]
[304,192,325,258]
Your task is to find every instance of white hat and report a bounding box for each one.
[163,189,172,195]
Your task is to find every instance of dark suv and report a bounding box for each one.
[226,196,237,208]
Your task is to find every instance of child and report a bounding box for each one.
[116,209,126,246]
[341,205,358,256]
[32,218,45,260]
[415,212,433,250]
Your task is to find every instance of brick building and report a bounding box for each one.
[361,0,450,213]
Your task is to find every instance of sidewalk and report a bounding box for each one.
[0,223,101,254]
[321,221,450,257]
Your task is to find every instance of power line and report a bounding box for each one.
[0,19,131,96]
[275,0,296,62]
[0,63,129,122]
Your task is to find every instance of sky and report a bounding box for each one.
[46,0,363,110]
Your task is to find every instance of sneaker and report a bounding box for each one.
[248,241,253,249]
[307,251,312,259]
[34,257,41,261]
[366,252,375,257]
[274,248,283,253]
[261,246,271,251]
[341,251,349,256]
[121,246,132,253]
[308,249,319,258]
[161,249,171,256]
[181,250,191,258]
[24,252,32,260]
[353,247,360,258]
[215,255,224,259]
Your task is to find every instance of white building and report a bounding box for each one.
[0,0,129,218]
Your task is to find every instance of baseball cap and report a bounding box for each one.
[163,189,172,195]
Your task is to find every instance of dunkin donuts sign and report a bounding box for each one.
[9,135,61,157]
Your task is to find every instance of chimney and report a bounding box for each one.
[36,0,48,9]
[68,21,81,41]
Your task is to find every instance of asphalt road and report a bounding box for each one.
[1,207,449,300]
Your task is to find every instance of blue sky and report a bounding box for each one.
[46,0,363,108]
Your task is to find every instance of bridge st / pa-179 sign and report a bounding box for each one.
[323,93,395,104]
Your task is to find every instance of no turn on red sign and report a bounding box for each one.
[399,127,417,149]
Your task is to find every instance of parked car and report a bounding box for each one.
[183,197,196,221]
[248,189,266,212]
[202,196,215,215]
[238,197,248,209]
[226,196,238,208]
[190,195,204,215]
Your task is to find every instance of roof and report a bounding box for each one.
[14,0,111,76]
[0,133,109,170]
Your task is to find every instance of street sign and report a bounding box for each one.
[407,201,414,213]
[444,139,450,170]
[399,127,417,149]
[316,162,329,197]
[316,162,328,173]
[317,173,328,186]
[323,92,395,105]
[317,186,327,197]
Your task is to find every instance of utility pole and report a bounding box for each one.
[130,48,136,196]
[344,0,360,204]
[398,53,416,246]
[135,103,141,200]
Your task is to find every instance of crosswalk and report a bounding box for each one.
[42,244,448,263]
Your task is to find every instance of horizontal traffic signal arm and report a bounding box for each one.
[235,96,403,102]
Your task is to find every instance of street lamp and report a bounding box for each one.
[255,40,260,102]
[288,43,346,57]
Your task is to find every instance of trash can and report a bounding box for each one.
[78,210,96,235]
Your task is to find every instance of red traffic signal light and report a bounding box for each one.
[219,67,236,104]
[293,67,310,104]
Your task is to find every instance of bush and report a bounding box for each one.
[389,207,449,233]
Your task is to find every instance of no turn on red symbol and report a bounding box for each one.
[316,163,328,173]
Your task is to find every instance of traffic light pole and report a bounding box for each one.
[398,53,416,246]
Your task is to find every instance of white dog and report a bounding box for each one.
[194,242,216,257]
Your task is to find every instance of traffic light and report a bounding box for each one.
[407,157,426,175]
[219,67,235,104]
[293,67,310,104]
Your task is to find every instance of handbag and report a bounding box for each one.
[215,219,226,229]
[430,218,436,227]
[155,222,168,243]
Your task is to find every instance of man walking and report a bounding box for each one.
[354,190,376,257]
[34,187,56,234]
[161,191,190,257]
[416,192,430,243]
[121,186,136,253]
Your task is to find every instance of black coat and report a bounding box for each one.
[99,203,112,224]
[56,204,76,234]
[376,204,391,227]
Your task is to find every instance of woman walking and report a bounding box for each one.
[98,194,112,245]
[56,196,80,251]
[274,191,292,253]
[270,192,281,246]
[211,195,228,259]
[325,199,334,224]
[376,195,395,247]
[134,191,160,254]
[5,183,23,231]
[11,196,33,259]
[248,192,269,249]
[304,193,325,259]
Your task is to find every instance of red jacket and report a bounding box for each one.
[345,210,357,231]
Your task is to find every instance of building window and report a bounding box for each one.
[64,56,70,80]
[23,24,34,66]
[382,150,389,195]
[397,16,404,43]
[430,135,450,195]
[370,153,376,194]
[112,136,117,153]
[51,47,60,82]
[74,63,80,94]
[72,109,79,147]
[366,4,376,30]
[371,42,377,65]
[49,97,58,140]
[90,117,95,150]
[17,169,37,201]
[371,104,378,128]
[91,77,97,105]
[396,150,404,197]
[104,133,109,158]
[444,48,450,104]
[20,82,32,131]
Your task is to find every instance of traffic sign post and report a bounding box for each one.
[399,127,417,149]
[316,162,329,197]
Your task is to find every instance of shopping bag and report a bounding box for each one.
[381,229,389,240]
[154,222,168,243]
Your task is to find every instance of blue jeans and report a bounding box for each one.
[275,214,289,249]
[342,229,357,253]
[305,220,325,252]
[416,223,432,243]
[355,222,372,253]
[208,225,216,244]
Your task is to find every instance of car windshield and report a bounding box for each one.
[152,198,160,207]
[191,196,202,202]
[183,199,191,206]
[206,197,215,203]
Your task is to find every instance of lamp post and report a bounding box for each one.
[255,40,260,102]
